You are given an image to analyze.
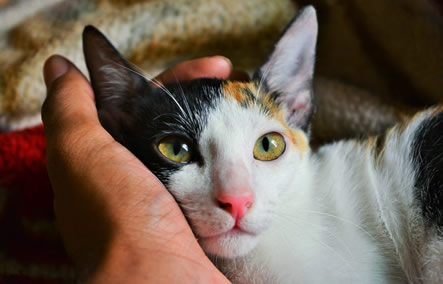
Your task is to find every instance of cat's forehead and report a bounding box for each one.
[161,79,282,122]
[221,81,280,115]
[203,81,308,153]
[222,81,260,104]
[149,79,308,153]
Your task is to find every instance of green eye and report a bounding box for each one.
[253,132,286,161]
[157,137,192,163]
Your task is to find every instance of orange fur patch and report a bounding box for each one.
[222,81,281,116]
[222,81,310,157]
[222,81,257,104]
[288,129,309,156]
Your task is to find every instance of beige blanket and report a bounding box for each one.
[1,0,442,145]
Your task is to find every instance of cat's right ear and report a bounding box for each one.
[253,6,318,132]
[83,25,150,139]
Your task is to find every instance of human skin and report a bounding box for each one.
[42,55,246,283]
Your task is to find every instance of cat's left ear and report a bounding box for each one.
[253,6,318,131]
[83,25,152,142]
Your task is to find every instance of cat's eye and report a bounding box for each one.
[253,132,286,161]
[157,137,192,163]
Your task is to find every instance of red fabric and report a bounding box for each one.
[0,125,52,218]
[0,125,74,282]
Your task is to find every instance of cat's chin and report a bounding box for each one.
[199,228,260,258]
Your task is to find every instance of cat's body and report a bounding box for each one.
[217,107,443,283]
[82,6,443,283]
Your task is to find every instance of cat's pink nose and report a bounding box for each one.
[217,194,254,220]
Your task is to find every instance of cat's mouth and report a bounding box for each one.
[203,226,252,241]
[198,225,260,258]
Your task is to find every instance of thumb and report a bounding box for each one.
[43,54,70,87]
[41,55,105,143]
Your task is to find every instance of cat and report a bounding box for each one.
[82,6,443,284]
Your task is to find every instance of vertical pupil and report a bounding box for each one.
[173,141,182,155]
[262,137,270,152]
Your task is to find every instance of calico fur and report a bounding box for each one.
[83,6,442,283]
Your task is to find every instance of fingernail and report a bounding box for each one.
[214,56,232,68]
[43,55,69,88]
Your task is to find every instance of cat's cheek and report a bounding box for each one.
[192,211,235,237]
[240,208,275,234]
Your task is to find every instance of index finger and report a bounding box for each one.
[154,56,233,84]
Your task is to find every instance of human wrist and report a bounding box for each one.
[84,238,229,284]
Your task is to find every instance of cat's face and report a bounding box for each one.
[162,81,310,257]
[83,6,318,258]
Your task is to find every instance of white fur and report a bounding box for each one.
[167,6,442,282]
[166,6,442,282]
[167,101,442,283]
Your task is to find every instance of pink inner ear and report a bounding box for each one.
[283,90,312,127]
[292,101,307,115]
[254,7,317,129]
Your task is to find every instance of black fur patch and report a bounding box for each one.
[412,111,443,232]
[119,78,224,185]
[239,87,258,109]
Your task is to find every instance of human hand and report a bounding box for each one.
[42,55,242,283]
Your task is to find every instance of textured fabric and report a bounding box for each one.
[0,0,296,131]
[0,125,76,282]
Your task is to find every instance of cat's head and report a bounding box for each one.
[83,6,317,258]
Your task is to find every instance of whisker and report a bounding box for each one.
[299,209,377,242]
[111,62,189,120]
[256,63,272,98]
[273,213,353,269]
[173,71,194,119]
[152,112,182,122]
